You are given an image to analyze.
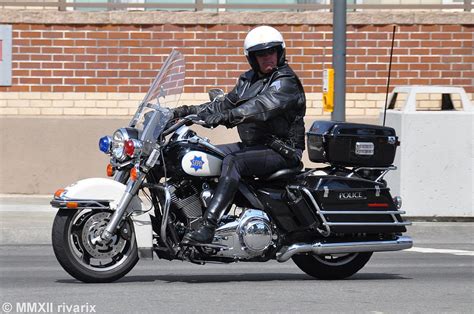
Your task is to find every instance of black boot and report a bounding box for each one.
[183,177,239,244]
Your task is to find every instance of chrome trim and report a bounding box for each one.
[323,186,329,198]
[346,166,397,182]
[375,185,381,197]
[276,235,413,263]
[193,136,226,157]
[112,128,133,162]
[287,184,411,235]
[175,125,191,141]
[50,199,109,209]
[393,196,402,209]
[127,139,143,158]
[200,189,213,208]
[156,184,174,253]
[213,209,273,259]
[320,210,406,215]
[288,185,331,237]
[101,173,146,241]
[324,222,411,226]
[145,147,161,168]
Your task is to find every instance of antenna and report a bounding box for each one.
[383,26,397,126]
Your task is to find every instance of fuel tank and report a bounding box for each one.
[163,141,223,178]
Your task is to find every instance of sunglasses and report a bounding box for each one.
[254,47,277,57]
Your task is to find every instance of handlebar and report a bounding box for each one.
[161,114,209,136]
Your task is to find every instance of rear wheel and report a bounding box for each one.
[52,209,139,283]
[292,252,372,280]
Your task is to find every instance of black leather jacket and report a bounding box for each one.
[191,64,306,150]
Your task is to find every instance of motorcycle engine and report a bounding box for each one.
[213,209,275,260]
[169,181,209,220]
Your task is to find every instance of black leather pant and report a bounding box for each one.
[217,142,298,181]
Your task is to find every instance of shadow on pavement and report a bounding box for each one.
[56,272,410,284]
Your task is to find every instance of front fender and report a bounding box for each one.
[52,177,153,259]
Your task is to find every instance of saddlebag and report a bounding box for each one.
[286,175,408,235]
[257,188,320,233]
[306,121,398,167]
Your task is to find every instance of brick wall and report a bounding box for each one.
[0,11,473,117]
[3,23,473,93]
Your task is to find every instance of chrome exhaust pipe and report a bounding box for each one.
[276,235,413,263]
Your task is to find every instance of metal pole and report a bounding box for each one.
[331,0,346,122]
[196,0,204,11]
[58,0,66,11]
[464,0,472,12]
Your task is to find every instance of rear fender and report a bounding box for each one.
[52,178,153,259]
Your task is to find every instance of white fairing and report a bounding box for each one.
[62,178,127,202]
[181,151,222,177]
[60,177,153,259]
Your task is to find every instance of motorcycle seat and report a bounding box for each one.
[261,162,303,182]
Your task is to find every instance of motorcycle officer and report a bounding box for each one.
[173,25,306,244]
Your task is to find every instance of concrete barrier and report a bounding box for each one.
[382,86,473,217]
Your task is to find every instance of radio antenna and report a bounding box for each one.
[383,25,397,126]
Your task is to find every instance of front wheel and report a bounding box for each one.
[52,209,139,283]
[292,252,373,280]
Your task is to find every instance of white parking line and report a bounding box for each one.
[407,247,474,256]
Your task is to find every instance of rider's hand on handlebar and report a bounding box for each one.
[197,111,230,128]
[172,105,193,119]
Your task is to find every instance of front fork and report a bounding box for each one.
[101,172,146,242]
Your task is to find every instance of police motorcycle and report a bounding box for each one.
[51,50,412,283]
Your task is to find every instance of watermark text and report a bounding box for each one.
[2,302,96,313]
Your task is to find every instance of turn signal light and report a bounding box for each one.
[54,189,65,198]
[66,202,79,209]
[106,164,115,177]
[130,167,138,181]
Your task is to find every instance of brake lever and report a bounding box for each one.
[184,114,213,128]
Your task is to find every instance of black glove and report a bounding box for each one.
[173,105,193,119]
[199,111,230,127]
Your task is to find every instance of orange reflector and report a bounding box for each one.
[107,164,115,177]
[66,202,79,209]
[130,167,138,181]
[368,203,389,208]
[54,189,65,198]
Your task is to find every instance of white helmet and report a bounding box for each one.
[243,26,286,72]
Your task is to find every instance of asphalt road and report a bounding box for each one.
[0,238,473,313]
[0,196,473,313]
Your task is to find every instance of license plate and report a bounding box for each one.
[355,142,374,155]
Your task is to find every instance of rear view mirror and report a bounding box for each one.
[208,89,225,102]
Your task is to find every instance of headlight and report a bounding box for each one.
[111,128,139,161]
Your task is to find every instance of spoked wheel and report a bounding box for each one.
[292,252,373,280]
[52,208,139,283]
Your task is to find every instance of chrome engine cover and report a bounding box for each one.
[213,209,274,260]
